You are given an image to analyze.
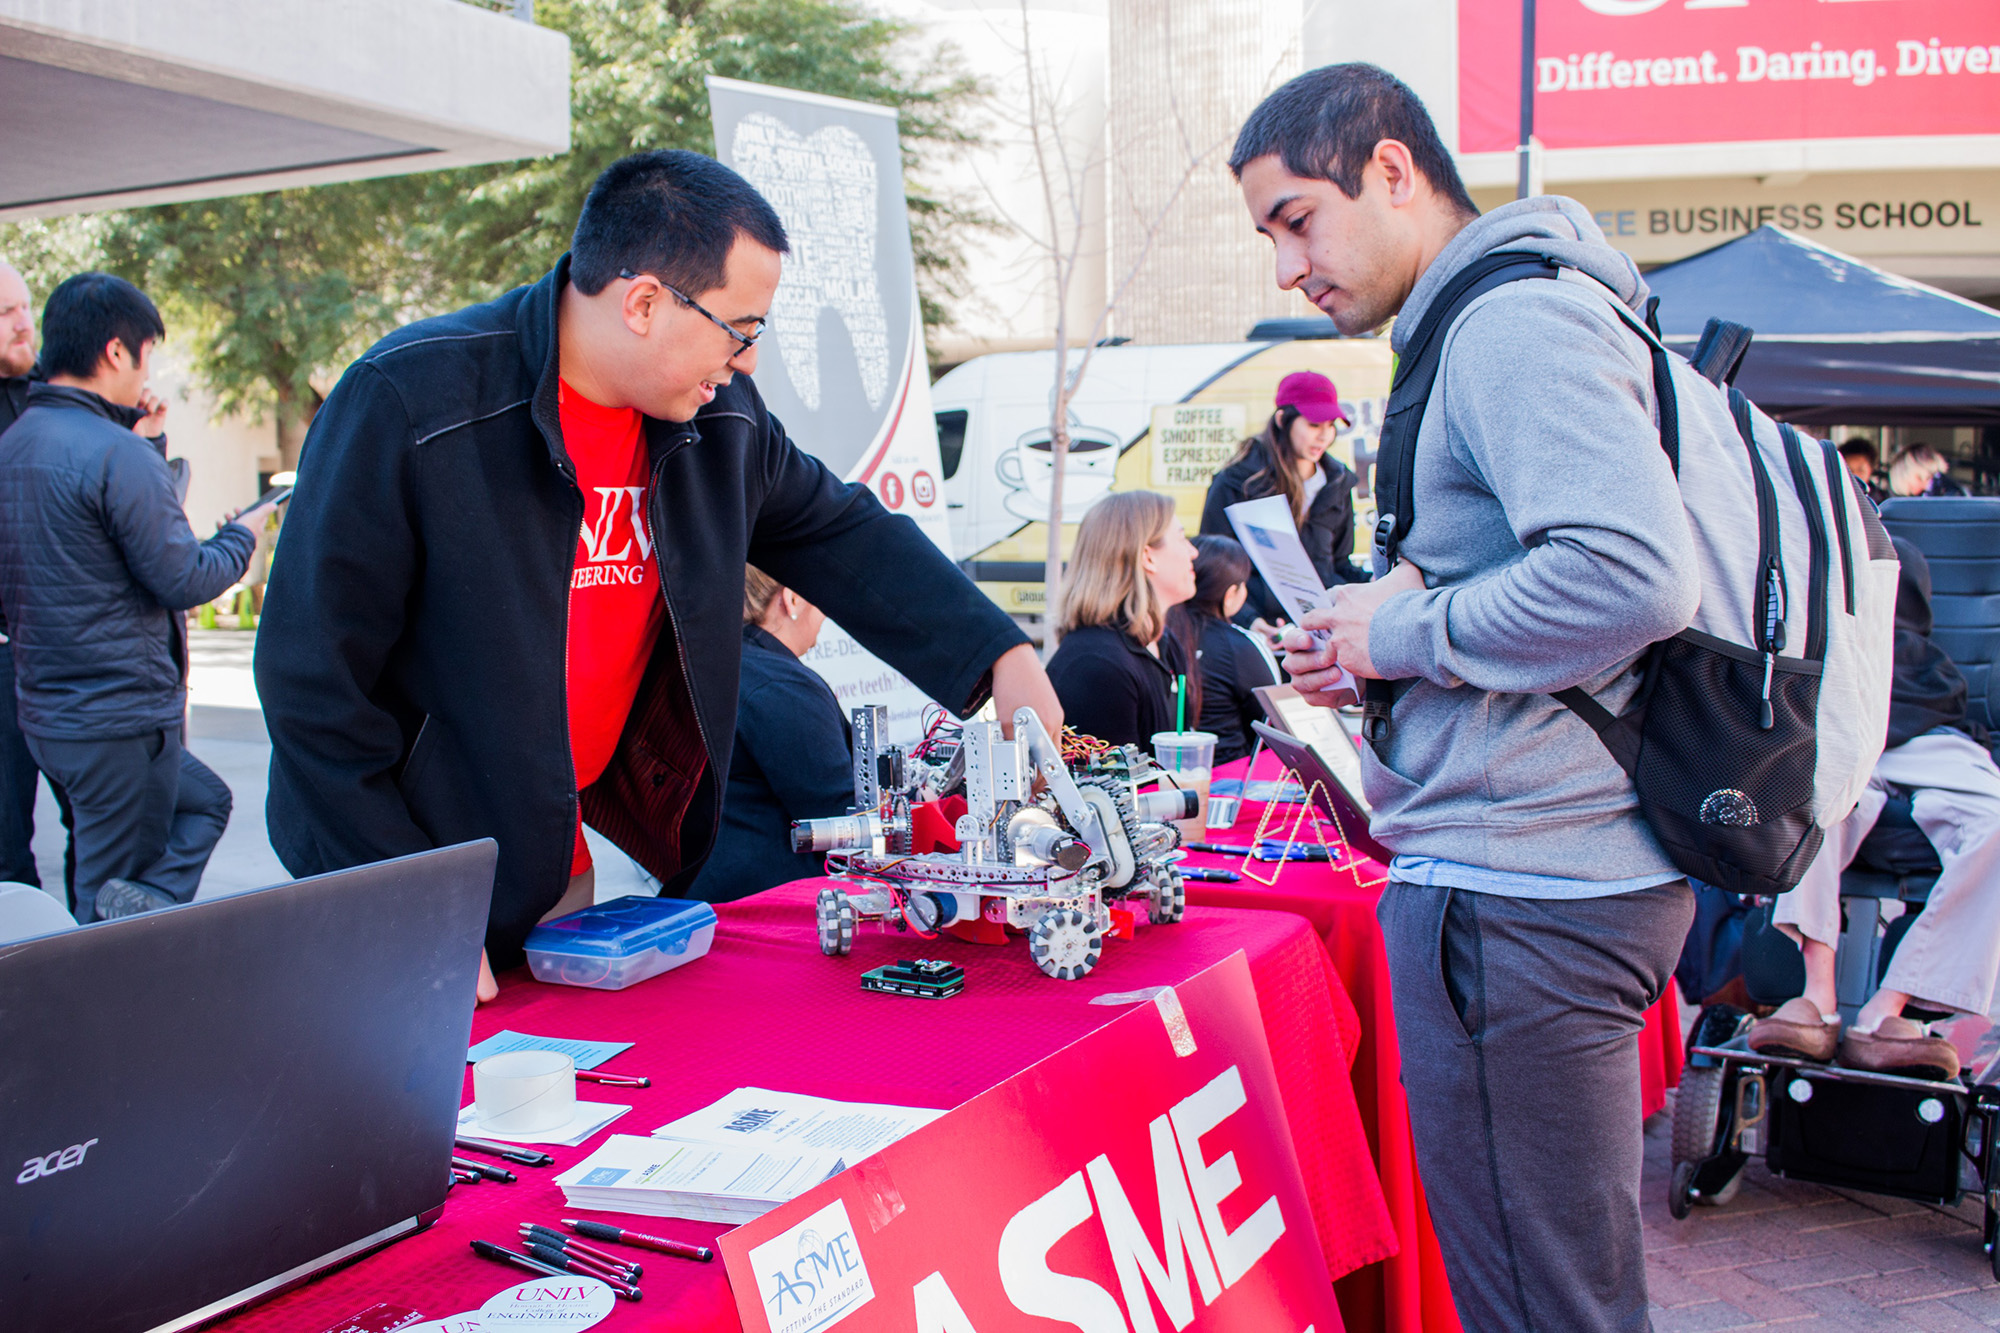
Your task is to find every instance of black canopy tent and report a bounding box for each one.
[1642,226,2000,427]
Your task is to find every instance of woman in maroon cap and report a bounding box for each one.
[1198,370,1367,637]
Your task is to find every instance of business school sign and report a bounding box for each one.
[708,78,955,743]
[720,953,1341,1333]
[1460,0,2000,154]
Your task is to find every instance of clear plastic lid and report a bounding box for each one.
[523,896,717,960]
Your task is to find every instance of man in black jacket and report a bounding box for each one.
[256,151,1058,994]
[0,274,269,920]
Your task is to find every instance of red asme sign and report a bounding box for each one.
[1461,0,2000,154]
[719,951,1341,1333]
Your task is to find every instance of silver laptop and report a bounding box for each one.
[0,841,495,1332]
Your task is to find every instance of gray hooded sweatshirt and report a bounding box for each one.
[1363,197,1700,891]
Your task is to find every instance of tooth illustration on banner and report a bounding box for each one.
[729,113,891,413]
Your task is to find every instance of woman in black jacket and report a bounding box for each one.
[1199,370,1365,634]
[1047,490,1198,750]
[687,567,853,902]
[1167,537,1280,765]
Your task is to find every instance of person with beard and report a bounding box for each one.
[1199,370,1366,639]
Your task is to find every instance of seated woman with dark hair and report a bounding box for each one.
[686,567,852,902]
[1168,535,1279,765]
[1046,490,1198,751]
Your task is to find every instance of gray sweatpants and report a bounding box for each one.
[24,726,232,921]
[1380,878,1694,1333]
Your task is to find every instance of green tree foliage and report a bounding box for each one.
[0,0,979,462]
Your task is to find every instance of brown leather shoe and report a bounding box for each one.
[1838,1016,1960,1081]
[1747,997,1840,1062]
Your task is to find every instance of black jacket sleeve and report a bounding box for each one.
[100,441,255,611]
[734,675,853,821]
[744,409,1027,716]
[255,361,436,870]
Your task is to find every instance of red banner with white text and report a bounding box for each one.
[720,951,1342,1333]
[1461,0,2000,153]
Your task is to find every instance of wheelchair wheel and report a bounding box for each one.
[1673,1065,1729,1165]
[1669,1161,1698,1221]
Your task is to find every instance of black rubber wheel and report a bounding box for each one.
[816,886,855,957]
[1669,1161,1697,1221]
[1150,870,1185,924]
[1673,1065,1729,1166]
[1028,907,1103,981]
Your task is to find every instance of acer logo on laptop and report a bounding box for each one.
[16,1138,98,1184]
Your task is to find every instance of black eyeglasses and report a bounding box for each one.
[619,268,765,357]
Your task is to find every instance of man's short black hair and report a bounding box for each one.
[1838,438,1878,465]
[569,150,790,297]
[39,272,164,380]
[1229,63,1478,219]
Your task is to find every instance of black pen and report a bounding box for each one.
[521,1241,643,1299]
[471,1238,568,1281]
[1179,867,1240,882]
[452,1155,517,1183]
[456,1136,553,1167]
[1187,842,1254,855]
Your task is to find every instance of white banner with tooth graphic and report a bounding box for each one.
[709,77,955,745]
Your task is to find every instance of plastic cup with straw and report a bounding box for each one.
[1153,675,1215,836]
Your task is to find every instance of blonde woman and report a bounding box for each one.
[1046,491,1199,748]
[1888,445,1968,498]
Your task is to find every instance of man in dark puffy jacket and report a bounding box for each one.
[0,274,273,920]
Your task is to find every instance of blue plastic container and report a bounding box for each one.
[523,896,718,991]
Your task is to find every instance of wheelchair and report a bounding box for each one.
[1667,496,2000,1276]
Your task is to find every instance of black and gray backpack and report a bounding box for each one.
[1367,251,1898,896]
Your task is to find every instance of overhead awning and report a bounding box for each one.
[0,0,570,220]
[1644,225,2000,426]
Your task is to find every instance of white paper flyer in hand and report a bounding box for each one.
[1224,494,1360,704]
[651,1087,944,1161]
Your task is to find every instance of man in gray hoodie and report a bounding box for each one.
[1232,66,1699,1330]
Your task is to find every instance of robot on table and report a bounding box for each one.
[792,706,1198,980]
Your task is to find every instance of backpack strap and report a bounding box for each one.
[1729,389,1789,727]
[1361,252,1560,740]
[1780,423,1833,663]
[1362,252,1682,741]
[1815,437,1858,616]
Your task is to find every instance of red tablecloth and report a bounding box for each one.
[216,880,1396,1333]
[1183,755,1685,1333]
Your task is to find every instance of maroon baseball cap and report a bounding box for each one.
[1275,370,1349,425]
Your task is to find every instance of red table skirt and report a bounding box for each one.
[215,881,1396,1332]
[1184,758,1685,1333]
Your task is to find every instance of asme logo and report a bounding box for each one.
[749,1199,875,1333]
[16,1138,98,1184]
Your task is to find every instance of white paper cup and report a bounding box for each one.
[473,1049,575,1135]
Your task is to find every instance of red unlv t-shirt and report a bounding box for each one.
[561,379,666,874]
